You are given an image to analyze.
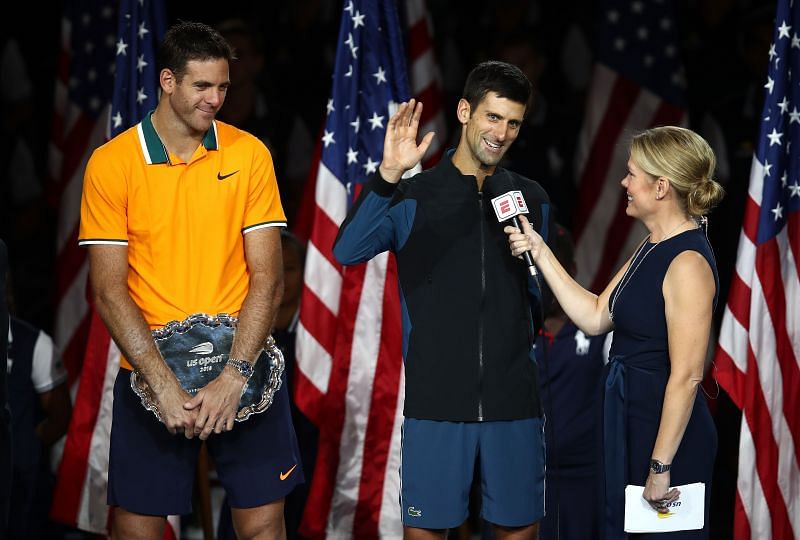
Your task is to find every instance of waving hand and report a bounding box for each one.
[378,99,436,183]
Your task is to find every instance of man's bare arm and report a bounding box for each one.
[185,227,284,439]
[230,227,284,366]
[87,245,196,437]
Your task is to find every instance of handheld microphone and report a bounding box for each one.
[485,173,538,277]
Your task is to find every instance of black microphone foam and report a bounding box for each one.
[483,171,517,200]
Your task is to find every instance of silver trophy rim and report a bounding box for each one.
[130,313,285,424]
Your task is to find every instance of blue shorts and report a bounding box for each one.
[108,369,303,516]
[400,418,545,529]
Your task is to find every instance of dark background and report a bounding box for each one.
[1,0,775,333]
[0,0,776,538]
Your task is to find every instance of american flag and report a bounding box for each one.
[402,0,446,169]
[49,0,169,535]
[714,0,800,538]
[292,0,446,241]
[572,0,687,291]
[50,0,118,386]
[293,0,412,536]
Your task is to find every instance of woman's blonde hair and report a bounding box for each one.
[630,126,725,216]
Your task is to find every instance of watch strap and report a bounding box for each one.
[650,459,671,474]
[226,357,254,379]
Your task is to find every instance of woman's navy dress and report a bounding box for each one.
[603,228,718,539]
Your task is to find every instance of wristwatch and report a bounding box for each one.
[650,459,671,474]
[226,357,254,380]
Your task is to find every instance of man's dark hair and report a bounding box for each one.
[156,21,235,81]
[462,60,533,115]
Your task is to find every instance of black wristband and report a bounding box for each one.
[372,170,400,197]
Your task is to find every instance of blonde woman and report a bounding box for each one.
[507,126,724,539]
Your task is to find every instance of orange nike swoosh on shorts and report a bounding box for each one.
[280,464,298,481]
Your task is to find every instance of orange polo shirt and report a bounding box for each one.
[78,113,286,369]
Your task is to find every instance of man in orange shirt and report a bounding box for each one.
[79,21,301,539]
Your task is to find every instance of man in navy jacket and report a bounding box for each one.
[334,61,552,539]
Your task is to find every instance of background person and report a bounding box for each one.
[535,223,608,540]
[6,307,71,540]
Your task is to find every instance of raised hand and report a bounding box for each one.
[378,99,436,183]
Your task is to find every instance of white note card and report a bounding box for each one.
[624,482,705,533]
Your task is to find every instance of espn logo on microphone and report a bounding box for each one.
[491,190,528,221]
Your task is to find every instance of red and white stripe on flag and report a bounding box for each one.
[715,1,800,536]
[51,312,118,532]
[296,239,405,537]
[572,64,685,291]
[404,0,447,169]
[49,3,117,529]
[572,0,688,291]
[294,0,446,536]
[715,157,800,540]
[293,134,407,537]
[50,19,106,385]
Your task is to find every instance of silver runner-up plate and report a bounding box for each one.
[130,313,284,423]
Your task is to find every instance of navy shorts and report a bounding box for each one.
[400,418,545,529]
[108,369,303,516]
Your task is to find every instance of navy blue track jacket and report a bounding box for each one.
[333,155,552,422]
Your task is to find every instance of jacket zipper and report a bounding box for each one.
[478,192,485,421]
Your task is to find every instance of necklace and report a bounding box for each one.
[608,219,691,322]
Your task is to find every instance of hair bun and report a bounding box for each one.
[688,177,725,216]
